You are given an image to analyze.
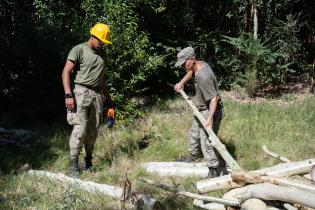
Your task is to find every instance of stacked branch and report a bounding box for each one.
[140,146,315,210]
[196,146,315,209]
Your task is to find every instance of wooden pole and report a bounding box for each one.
[28,170,160,209]
[179,89,242,171]
[231,171,315,194]
[196,158,315,193]
[138,177,240,207]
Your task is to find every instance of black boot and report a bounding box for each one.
[84,155,93,170]
[70,158,80,178]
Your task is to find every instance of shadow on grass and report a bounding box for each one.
[0,119,71,174]
[219,137,238,159]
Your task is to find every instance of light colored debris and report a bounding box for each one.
[231,171,315,194]
[197,158,315,193]
[138,177,240,207]
[262,145,291,163]
[223,183,315,209]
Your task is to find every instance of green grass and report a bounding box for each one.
[1,94,315,209]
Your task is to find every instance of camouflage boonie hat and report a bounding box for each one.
[175,47,195,67]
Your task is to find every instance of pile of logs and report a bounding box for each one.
[140,147,315,210]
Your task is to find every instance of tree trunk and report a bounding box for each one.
[196,158,315,193]
[141,164,209,177]
[140,161,207,168]
[179,89,242,171]
[28,170,160,209]
[231,171,315,194]
[224,183,315,209]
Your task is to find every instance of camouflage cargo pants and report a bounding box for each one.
[67,84,104,160]
[188,108,225,167]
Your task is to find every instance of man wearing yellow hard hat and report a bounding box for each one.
[61,23,112,178]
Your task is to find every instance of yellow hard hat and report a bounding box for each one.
[90,23,112,45]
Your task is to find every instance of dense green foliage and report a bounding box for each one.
[1,0,315,124]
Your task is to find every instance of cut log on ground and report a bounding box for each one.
[140,164,209,177]
[223,183,315,209]
[196,158,315,193]
[140,162,207,169]
[179,89,242,171]
[193,199,226,210]
[28,170,160,209]
[262,145,291,163]
[138,177,240,207]
[231,171,315,194]
[241,198,267,210]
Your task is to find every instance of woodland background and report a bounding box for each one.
[1,0,315,125]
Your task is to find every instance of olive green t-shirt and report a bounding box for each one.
[67,42,106,88]
[193,61,220,110]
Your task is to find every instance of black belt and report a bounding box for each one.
[75,83,102,92]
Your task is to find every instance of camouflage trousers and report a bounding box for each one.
[188,108,225,167]
[67,84,104,160]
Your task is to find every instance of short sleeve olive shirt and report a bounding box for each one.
[67,42,106,88]
[193,62,220,110]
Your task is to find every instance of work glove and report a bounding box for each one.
[104,101,115,128]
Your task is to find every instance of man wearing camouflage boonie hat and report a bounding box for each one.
[174,46,226,177]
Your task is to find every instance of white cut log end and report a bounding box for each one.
[241,198,267,210]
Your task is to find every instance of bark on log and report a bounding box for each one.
[28,170,160,209]
[262,145,291,163]
[179,89,242,171]
[231,171,315,194]
[193,199,226,210]
[223,183,315,209]
[241,198,267,210]
[138,177,240,207]
[196,158,315,193]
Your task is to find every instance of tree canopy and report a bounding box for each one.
[1,0,314,125]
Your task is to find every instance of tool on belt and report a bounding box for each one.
[104,101,115,128]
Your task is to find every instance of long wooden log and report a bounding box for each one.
[140,162,208,168]
[196,158,315,193]
[223,183,315,209]
[179,89,242,171]
[140,163,209,177]
[138,177,240,207]
[28,170,160,209]
[231,171,315,194]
